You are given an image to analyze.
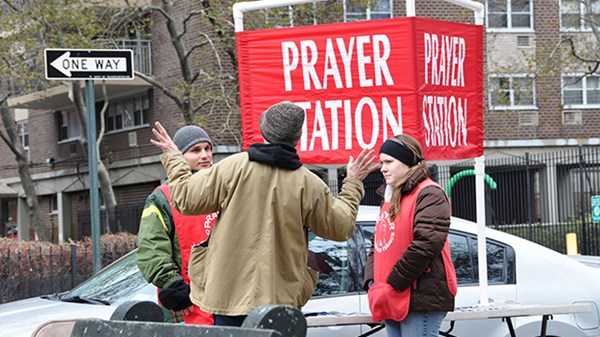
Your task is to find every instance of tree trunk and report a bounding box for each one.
[68,82,118,234]
[98,160,117,233]
[0,93,48,241]
[17,157,48,241]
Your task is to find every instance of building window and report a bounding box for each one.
[265,6,294,27]
[487,0,533,30]
[17,120,28,149]
[50,195,58,214]
[563,74,600,107]
[105,93,150,132]
[265,3,317,27]
[55,110,81,141]
[345,0,392,22]
[489,74,536,109]
[560,0,600,31]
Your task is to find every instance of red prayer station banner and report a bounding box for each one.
[236,17,484,164]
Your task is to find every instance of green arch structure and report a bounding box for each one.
[445,169,497,198]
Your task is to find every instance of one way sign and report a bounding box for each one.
[45,49,134,80]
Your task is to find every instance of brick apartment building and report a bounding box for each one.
[1,0,599,242]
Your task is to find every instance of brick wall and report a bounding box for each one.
[484,0,600,140]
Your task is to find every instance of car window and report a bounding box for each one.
[308,234,349,296]
[62,250,148,304]
[449,233,474,284]
[308,223,367,297]
[449,231,516,285]
[362,222,375,250]
[362,225,516,286]
[471,235,516,285]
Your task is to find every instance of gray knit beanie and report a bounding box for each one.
[259,101,305,147]
[173,125,212,154]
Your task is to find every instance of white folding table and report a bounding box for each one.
[306,303,592,337]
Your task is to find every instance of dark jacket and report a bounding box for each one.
[364,167,454,313]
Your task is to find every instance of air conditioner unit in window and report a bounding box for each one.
[517,35,532,48]
[128,131,138,147]
[562,110,582,125]
[519,111,539,126]
[69,143,77,156]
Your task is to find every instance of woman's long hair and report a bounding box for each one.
[387,134,427,221]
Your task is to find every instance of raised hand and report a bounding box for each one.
[346,148,379,181]
[151,121,178,152]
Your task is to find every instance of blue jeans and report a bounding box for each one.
[384,311,446,337]
[213,314,247,327]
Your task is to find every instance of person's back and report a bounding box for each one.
[180,148,363,316]
[151,101,379,326]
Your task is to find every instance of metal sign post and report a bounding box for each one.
[85,80,101,274]
[45,48,134,274]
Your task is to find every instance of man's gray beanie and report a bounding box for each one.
[259,101,305,147]
[173,125,212,154]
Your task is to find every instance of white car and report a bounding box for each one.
[2,206,600,337]
[306,206,600,337]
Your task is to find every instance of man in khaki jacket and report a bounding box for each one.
[151,101,379,326]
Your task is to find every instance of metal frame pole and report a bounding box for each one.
[232,0,328,32]
[406,0,484,24]
[233,0,488,305]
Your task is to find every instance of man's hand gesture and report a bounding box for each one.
[346,148,379,181]
[151,121,179,153]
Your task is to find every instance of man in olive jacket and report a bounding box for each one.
[137,125,216,324]
[150,101,379,326]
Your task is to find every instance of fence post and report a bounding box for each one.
[71,243,77,289]
[578,146,588,255]
[525,153,533,241]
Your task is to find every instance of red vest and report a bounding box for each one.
[157,184,217,325]
[368,178,457,322]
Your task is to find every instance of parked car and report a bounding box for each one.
[570,255,600,269]
[1,206,600,337]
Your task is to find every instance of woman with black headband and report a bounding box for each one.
[364,134,457,337]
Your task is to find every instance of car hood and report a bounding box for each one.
[0,296,115,337]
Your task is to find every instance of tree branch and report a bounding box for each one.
[97,81,109,147]
[561,36,600,73]
[134,71,185,110]
[178,10,207,40]
[1,0,20,11]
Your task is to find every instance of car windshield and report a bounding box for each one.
[61,250,148,304]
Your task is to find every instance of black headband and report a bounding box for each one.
[379,139,422,167]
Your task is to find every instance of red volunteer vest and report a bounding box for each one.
[157,184,218,325]
[368,178,457,322]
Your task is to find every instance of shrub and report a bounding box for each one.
[0,232,137,304]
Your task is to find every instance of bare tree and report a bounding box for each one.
[0,0,128,240]
[0,84,48,240]
[67,81,117,233]
[120,0,339,145]
[123,0,241,144]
